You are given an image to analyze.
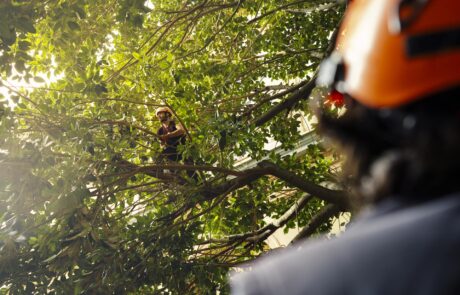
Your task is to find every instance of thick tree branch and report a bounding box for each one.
[258,160,349,208]
[252,73,317,126]
[242,79,310,118]
[111,158,348,208]
[198,168,266,201]
[110,161,246,177]
[107,158,348,243]
[199,194,313,246]
[213,83,292,107]
[247,0,311,24]
[251,23,341,127]
[290,203,342,243]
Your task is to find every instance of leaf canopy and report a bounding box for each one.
[0,0,346,293]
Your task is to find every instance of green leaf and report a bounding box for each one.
[18,41,31,50]
[67,21,80,31]
[0,21,15,45]
[132,52,141,60]
[94,84,108,95]
[74,7,86,19]
[14,60,25,72]
[34,76,45,83]
[15,17,36,33]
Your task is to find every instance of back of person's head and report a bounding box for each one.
[317,0,460,207]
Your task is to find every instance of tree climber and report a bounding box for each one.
[155,106,196,181]
[231,0,460,294]
[156,106,186,163]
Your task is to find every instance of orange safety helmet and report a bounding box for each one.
[318,0,460,108]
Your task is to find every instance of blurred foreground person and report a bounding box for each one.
[231,0,460,294]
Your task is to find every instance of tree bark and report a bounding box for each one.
[252,74,317,127]
[251,24,342,127]
[291,203,342,243]
[257,160,349,209]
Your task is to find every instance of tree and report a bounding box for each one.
[0,0,346,293]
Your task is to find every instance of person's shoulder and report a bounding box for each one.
[231,234,349,295]
[349,194,460,239]
[231,195,460,295]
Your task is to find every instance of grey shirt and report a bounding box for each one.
[231,194,460,295]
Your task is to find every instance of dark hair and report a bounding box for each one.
[319,86,460,208]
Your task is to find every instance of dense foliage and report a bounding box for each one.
[0,0,346,293]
